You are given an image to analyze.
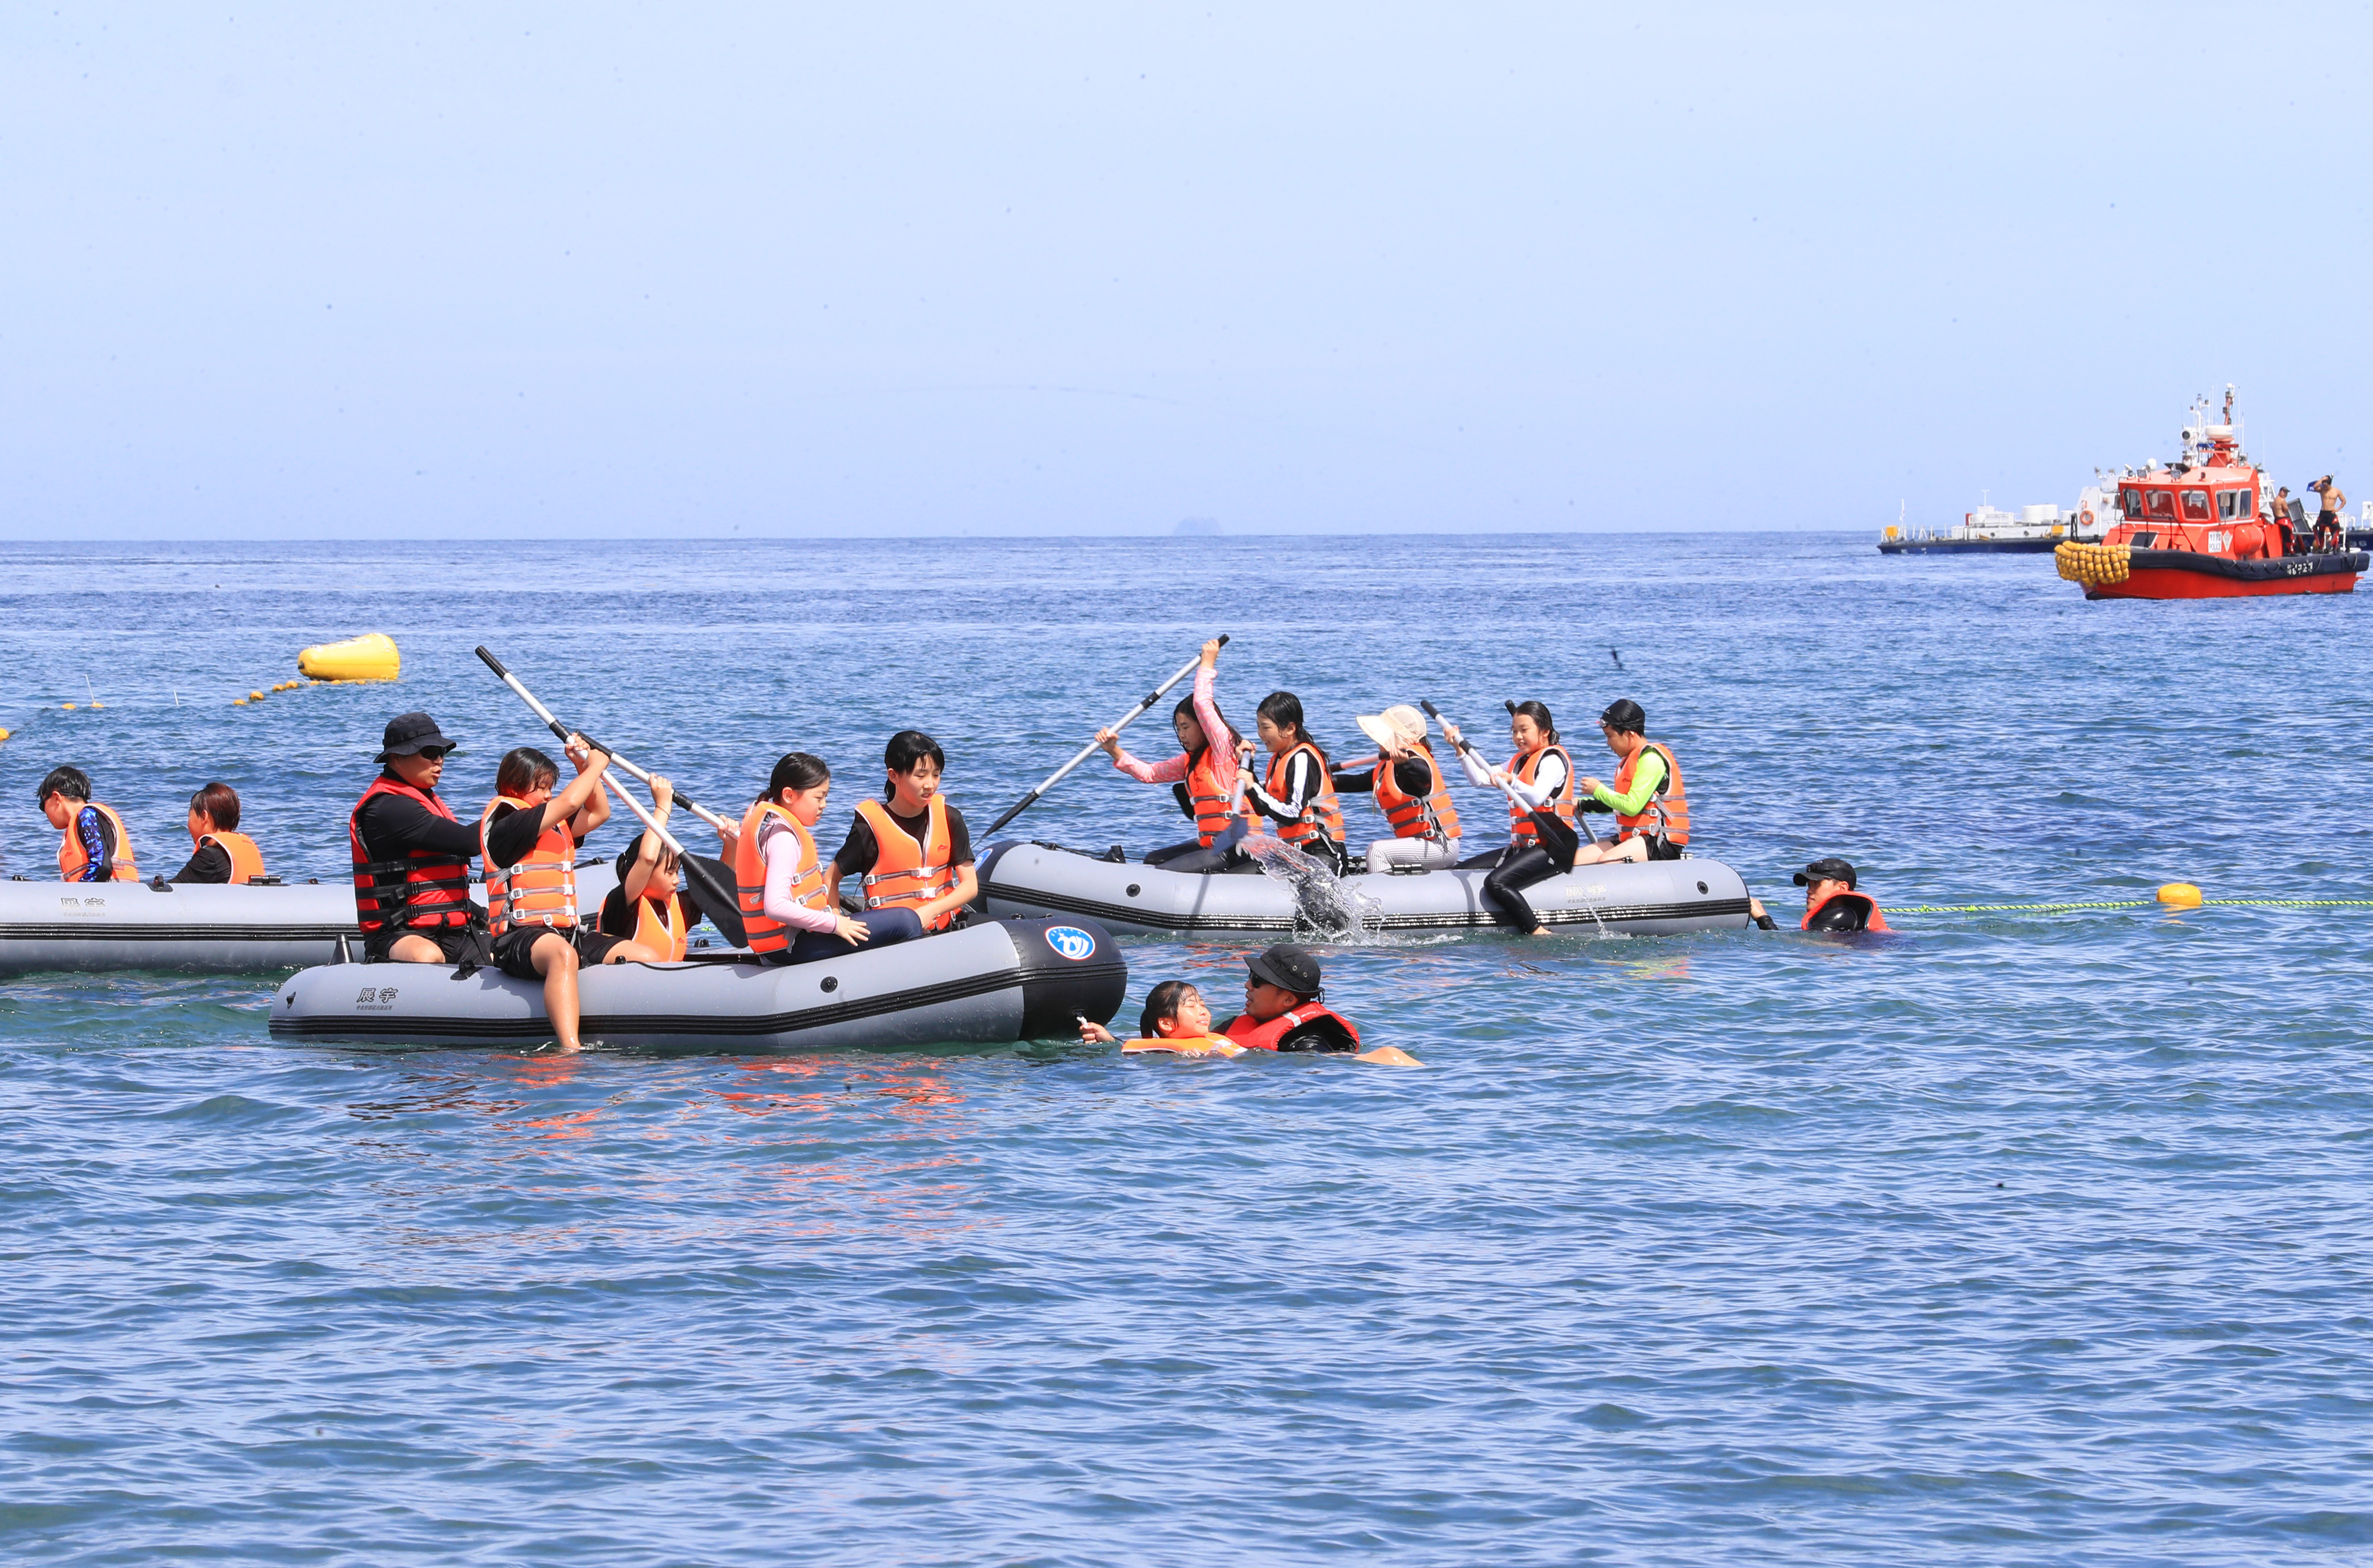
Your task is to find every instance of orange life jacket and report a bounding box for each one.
[1221,1004,1364,1054]
[199,830,266,886]
[1186,748,1236,847]
[857,796,959,931]
[1264,742,1345,846]
[349,777,476,933]
[479,796,580,936]
[1375,745,1461,842]
[626,891,689,962]
[1612,742,1690,848]
[1802,886,1890,933]
[56,801,139,882]
[733,800,828,956]
[1506,744,1576,847]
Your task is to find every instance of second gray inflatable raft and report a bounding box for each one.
[267,915,1127,1052]
[978,841,1753,938]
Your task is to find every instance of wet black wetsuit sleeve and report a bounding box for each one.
[171,842,233,885]
[357,790,483,863]
[1276,1014,1361,1054]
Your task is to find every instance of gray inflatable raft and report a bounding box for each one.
[266,915,1127,1052]
[977,841,1754,939]
[0,863,624,976]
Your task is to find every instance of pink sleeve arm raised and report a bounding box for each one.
[1195,664,1238,791]
[1112,748,1189,784]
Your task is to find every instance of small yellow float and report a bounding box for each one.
[297,633,401,683]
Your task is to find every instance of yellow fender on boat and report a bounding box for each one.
[2055,540,2131,586]
[297,632,401,683]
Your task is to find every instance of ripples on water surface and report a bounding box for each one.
[1,534,2368,1564]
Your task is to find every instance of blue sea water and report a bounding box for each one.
[1,533,2369,1565]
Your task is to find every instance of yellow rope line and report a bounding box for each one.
[1900,898,2373,913]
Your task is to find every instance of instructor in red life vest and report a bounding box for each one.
[349,711,495,966]
[1213,943,1364,1053]
[1748,857,1889,933]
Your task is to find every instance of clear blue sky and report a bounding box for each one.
[5,3,2366,537]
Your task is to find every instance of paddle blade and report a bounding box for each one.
[679,852,749,949]
[1534,810,1582,867]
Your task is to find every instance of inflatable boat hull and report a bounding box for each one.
[977,842,1754,937]
[0,878,361,974]
[0,864,624,975]
[266,915,1127,1052]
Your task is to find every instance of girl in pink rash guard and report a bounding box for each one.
[1093,638,1245,873]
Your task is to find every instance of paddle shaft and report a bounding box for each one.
[982,635,1226,837]
[476,646,735,834]
[598,774,750,949]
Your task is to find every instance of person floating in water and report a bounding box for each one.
[1749,856,1888,932]
[38,765,139,883]
[1075,978,1243,1055]
[1081,943,1419,1064]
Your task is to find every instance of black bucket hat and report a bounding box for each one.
[1792,857,1857,889]
[375,711,460,762]
[1245,942,1322,997]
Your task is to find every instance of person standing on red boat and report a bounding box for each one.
[2310,476,2346,552]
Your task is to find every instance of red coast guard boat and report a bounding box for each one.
[2054,389,2366,600]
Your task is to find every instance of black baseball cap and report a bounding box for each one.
[375,711,460,762]
[1245,943,1322,996]
[1793,857,1857,889]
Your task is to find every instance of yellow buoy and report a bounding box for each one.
[297,632,401,683]
[250,689,265,701]
[233,698,248,706]
[62,702,76,711]
[0,726,12,743]
[2158,882,2204,908]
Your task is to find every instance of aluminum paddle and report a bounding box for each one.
[984,635,1226,838]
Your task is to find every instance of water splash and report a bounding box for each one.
[1242,832,1383,943]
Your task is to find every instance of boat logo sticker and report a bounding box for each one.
[355,986,399,1010]
[1044,925,1096,961]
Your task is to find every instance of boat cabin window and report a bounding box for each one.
[2145,489,2176,518]
[2217,489,2242,519]
[2121,486,2144,513]
[2181,489,2212,520]
[2129,530,2157,547]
